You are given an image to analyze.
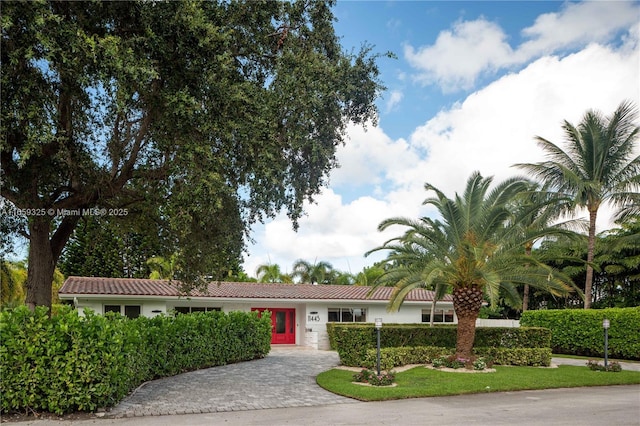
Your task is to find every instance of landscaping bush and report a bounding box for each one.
[0,306,271,415]
[586,360,622,372]
[327,323,552,367]
[520,307,640,360]
[352,369,396,386]
[473,347,552,366]
[361,345,551,369]
[362,346,453,371]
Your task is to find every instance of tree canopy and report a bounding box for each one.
[1,0,386,308]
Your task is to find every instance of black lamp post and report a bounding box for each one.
[603,318,610,368]
[375,318,382,376]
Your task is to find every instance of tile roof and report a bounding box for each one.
[59,276,451,302]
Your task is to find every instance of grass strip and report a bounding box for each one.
[316,366,640,401]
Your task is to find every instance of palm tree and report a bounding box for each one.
[516,101,640,308]
[255,263,291,283]
[291,259,334,284]
[354,264,386,286]
[146,254,179,280]
[368,172,574,359]
[507,182,585,311]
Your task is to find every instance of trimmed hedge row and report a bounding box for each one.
[0,305,271,414]
[326,323,551,367]
[520,307,640,360]
[361,346,552,370]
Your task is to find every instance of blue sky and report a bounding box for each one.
[242,1,640,278]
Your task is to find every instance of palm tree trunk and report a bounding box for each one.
[584,208,598,309]
[453,285,484,359]
[429,298,437,327]
[523,245,533,311]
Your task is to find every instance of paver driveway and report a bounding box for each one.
[107,346,356,418]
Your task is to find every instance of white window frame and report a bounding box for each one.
[172,306,221,315]
[103,304,141,319]
[421,308,455,323]
[328,307,367,323]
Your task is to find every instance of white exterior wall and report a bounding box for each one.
[74,298,167,317]
[476,319,520,328]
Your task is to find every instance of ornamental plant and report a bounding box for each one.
[586,360,623,372]
[432,355,493,370]
[352,369,396,386]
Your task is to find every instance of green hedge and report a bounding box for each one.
[0,306,271,414]
[361,346,552,370]
[520,307,640,360]
[326,323,551,367]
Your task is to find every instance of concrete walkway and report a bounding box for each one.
[107,346,356,418]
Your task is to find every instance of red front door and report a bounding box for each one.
[253,308,296,344]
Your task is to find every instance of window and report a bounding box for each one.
[103,305,141,319]
[328,308,367,323]
[104,305,121,314]
[124,305,141,319]
[422,308,455,323]
[173,306,221,315]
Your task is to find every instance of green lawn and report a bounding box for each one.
[316,366,640,401]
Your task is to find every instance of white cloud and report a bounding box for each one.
[385,90,404,113]
[410,42,639,196]
[244,17,639,279]
[405,18,515,92]
[519,1,639,57]
[405,1,640,92]
[329,123,418,188]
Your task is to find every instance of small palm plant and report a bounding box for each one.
[368,172,576,359]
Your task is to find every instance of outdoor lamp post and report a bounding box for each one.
[603,318,610,368]
[375,318,383,376]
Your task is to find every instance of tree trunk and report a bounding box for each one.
[25,217,56,310]
[25,215,80,311]
[453,285,484,359]
[522,284,530,311]
[429,298,437,327]
[522,245,532,311]
[584,208,598,309]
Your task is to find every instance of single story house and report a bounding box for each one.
[59,276,456,350]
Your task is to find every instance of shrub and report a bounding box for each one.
[362,346,453,370]
[473,347,552,367]
[0,306,271,415]
[586,360,622,372]
[352,369,396,386]
[520,307,640,360]
[473,357,488,371]
[328,323,551,367]
[430,355,493,370]
[359,345,548,369]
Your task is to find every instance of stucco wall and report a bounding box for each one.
[74,298,167,317]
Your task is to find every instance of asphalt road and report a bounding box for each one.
[8,385,640,426]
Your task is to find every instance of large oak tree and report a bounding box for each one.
[1,0,386,309]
